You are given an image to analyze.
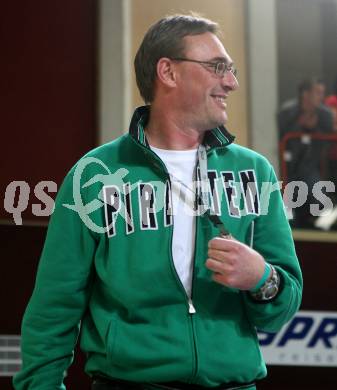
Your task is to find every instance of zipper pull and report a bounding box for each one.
[188,298,196,314]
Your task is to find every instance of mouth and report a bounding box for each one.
[211,95,227,109]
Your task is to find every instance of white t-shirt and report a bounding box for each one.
[151,146,198,298]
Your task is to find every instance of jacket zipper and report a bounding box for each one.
[133,139,197,313]
[166,182,198,381]
[134,139,199,379]
[187,214,199,381]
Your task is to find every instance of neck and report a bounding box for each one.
[145,105,204,150]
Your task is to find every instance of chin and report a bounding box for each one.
[197,112,228,131]
[212,115,228,128]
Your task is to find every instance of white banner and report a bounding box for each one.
[258,310,337,366]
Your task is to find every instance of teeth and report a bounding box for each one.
[214,96,226,106]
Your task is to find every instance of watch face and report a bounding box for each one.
[265,284,278,299]
[251,266,280,301]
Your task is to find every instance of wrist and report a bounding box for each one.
[249,264,280,301]
[249,262,271,293]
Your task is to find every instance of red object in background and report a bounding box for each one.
[279,131,337,184]
[325,95,337,110]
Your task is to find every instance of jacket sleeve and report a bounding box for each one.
[13,168,98,390]
[319,106,334,133]
[241,165,303,333]
[277,107,301,139]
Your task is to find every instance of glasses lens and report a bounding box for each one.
[215,62,226,76]
[215,63,238,78]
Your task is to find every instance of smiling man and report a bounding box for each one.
[14,14,302,390]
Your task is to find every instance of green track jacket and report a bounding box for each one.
[13,106,302,389]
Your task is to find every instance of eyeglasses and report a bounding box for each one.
[170,57,238,78]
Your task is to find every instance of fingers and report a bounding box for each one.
[206,237,244,289]
[208,237,240,264]
[208,236,238,252]
[206,259,235,286]
[207,248,233,262]
[205,258,234,274]
[212,272,232,286]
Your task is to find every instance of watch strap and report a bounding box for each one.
[249,264,280,301]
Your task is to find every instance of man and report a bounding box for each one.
[278,78,333,228]
[14,15,302,390]
[278,78,331,136]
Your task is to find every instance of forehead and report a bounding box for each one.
[314,83,324,90]
[310,83,325,93]
[182,32,231,62]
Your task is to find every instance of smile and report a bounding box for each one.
[212,95,227,108]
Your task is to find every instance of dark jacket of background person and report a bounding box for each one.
[277,78,334,227]
[278,99,333,183]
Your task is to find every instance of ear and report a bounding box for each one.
[156,57,177,88]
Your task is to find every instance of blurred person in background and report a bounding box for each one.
[278,78,334,228]
[324,76,337,210]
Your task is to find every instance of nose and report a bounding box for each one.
[222,71,239,91]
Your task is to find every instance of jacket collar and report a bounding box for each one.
[129,105,235,150]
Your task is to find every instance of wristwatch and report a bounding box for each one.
[250,265,280,301]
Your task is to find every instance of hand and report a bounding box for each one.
[205,237,266,290]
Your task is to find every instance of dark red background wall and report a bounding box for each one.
[0,1,97,389]
[0,0,97,222]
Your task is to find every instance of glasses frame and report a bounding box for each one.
[170,57,238,78]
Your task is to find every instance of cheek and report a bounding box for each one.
[180,70,210,98]
[177,72,216,113]
[180,82,207,107]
